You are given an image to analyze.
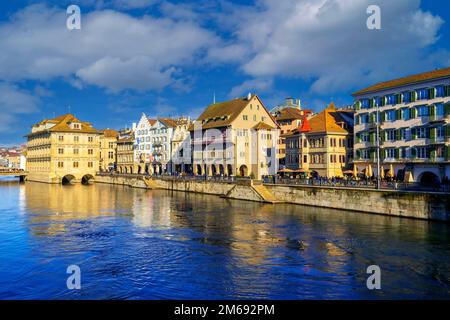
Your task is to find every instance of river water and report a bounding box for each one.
[0,179,449,299]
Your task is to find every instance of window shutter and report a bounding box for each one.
[370,132,375,144]
[430,127,436,140]
[445,125,450,139]
[396,109,402,120]
[354,101,361,110]
[446,146,450,161]
[395,148,400,159]
[411,91,417,102]
[382,96,387,106]
[395,129,401,141]
[430,104,436,117]
[429,88,436,99]
[445,103,450,116]
[381,112,386,123]
[411,128,417,140]
[356,149,361,159]
[411,147,417,158]
[410,107,417,118]
[397,93,402,104]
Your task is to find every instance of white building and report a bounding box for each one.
[133,114,192,175]
[353,67,450,185]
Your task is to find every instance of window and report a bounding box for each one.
[386,148,396,158]
[58,136,64,141]
[404,92,413,103]
[253,115,256,121]
[73,162,79,168]
[73,136,79,142]
[386,95,396,105]
[88,137,93,143]
[403,108,410,120]
[73,148,79,155]
[417,88,428,100]
[385,110,396,121]
[360,113,369,124]
[88,149,93,155]
[401,128,409,140]
[436,103,444,116]
[417,105,429,117]
[243,115,248,121]
[88,162,93,168]
[416,147,428,159]
[416,127,427,139]
[57,162,64,168]
[386,130,395,141]
[58,148,64,154]
[361,99,370,109]
[436,86,445,97]
[303,155,307,163]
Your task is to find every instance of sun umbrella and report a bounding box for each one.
[353,165,358,177]
[367,164,373,178]
[380,166,385,179]
[386,164,394,178]
[404,171,414,183]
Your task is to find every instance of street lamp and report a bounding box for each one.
[376,102,381,189]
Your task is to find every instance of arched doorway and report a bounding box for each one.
[227,164,233,176]
[81,174,94,185]
[419,171,440,187]
[219,164,225,176]
[62,174,76,185]
[239,165,248,177]
[196,164,203,175]
[211,164,217,176]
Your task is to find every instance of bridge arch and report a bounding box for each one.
[81,174,94,185]
[62,174,76,185]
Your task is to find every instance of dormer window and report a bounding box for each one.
[71,123,81,130]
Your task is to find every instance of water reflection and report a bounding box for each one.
[0,180,448,299]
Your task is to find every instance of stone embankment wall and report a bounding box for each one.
[95,175,450,221]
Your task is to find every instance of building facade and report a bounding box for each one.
[116,129,137,174]
[353,67,450,184]
[99,129,118,172]
[26,114,100,184]
[272,98,312,167]
[189,94,279,179]
[285,103,354,178]
[170,117,192,174]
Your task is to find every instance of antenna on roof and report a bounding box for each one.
[213,91,216,104]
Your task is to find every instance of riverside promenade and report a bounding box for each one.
[95,173,450,222]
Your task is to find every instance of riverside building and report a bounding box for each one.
[285,103,354,178]
[25,114,101,184]
[352,67,450,184]
[189,93,279,179]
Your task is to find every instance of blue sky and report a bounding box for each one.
[0,0,449,145]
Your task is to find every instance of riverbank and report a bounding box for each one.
[95,174,450,221]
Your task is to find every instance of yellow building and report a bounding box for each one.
[189,93,279,179]
[285,103,354,178]
[26,114,101,184]
[116,129,137,174]
[99,129,118,172]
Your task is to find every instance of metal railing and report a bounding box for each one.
[261,176,450,193]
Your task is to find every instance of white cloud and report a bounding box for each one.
[229,78,273,98]
[223,0,447,95]
[0,4,216,92]
[0,83,39,132]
